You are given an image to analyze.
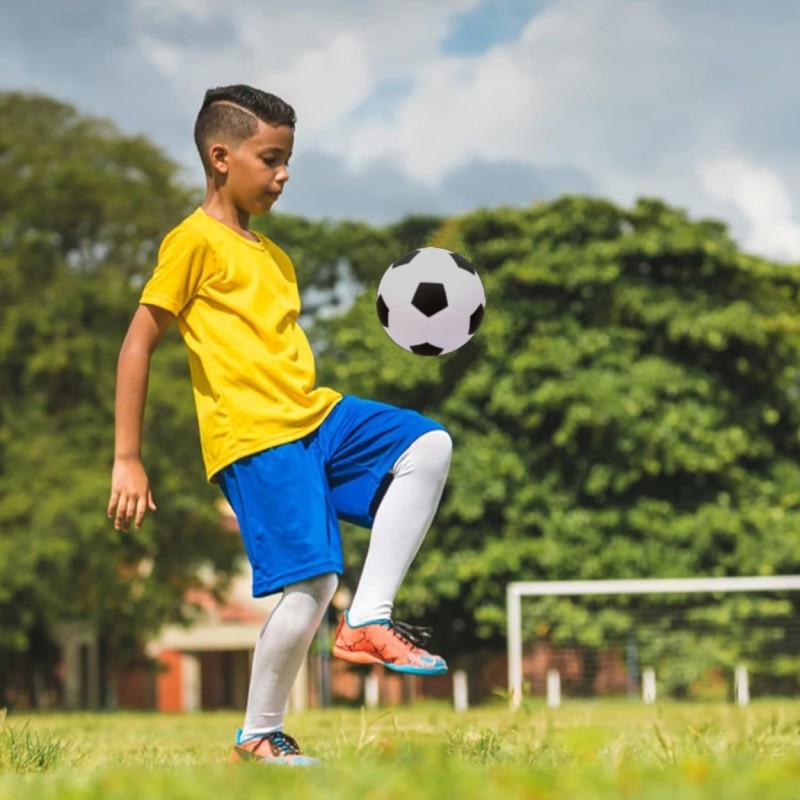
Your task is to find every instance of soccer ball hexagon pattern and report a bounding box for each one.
[376,247,486,356]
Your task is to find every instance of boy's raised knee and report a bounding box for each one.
[413,429,453,475]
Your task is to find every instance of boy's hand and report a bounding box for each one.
[108,456,157,531]
[109,304,173,532]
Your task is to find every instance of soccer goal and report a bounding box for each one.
[506,576,800,709]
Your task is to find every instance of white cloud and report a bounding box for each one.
[3,0,800,260]
[128,0,481,137]
[257,32,373,136]
[343,0,681,183]
[322,0,800,260]
[700,157,800,262]
[137,34,183,77]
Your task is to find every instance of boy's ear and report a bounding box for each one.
[208,142,230,174]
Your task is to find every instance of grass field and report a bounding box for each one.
[1,701,800,799]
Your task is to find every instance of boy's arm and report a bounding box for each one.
[107,304,175,531]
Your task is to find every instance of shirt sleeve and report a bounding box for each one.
[140,229,216,315]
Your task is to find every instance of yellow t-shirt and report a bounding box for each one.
[140,208,342,481]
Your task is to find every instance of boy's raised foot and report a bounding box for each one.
[332,610,448,676]
[230,729,319,766]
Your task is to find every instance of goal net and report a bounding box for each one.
[506,576,800,709]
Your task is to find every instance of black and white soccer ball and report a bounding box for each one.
[376,247,486,356]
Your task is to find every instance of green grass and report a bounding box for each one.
[1,701,800,799]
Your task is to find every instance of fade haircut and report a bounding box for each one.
[194,84,296,175]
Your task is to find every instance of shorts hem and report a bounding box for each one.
[347,420,448,529]
[252,563,343,598]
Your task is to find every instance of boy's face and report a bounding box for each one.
[211,121,294,216]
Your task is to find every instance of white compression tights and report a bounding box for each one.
[243,429,452,736]
[242,573,338,736]
[347,429,452,624]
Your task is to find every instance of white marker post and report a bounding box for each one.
[734,664,750,706]
[453,670,469,712]
[546,669,561,708]
[364,671,380,708]
[642,667,657,704]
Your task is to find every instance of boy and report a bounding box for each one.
[107,85,452,766]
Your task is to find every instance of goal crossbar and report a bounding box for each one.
[507,576,800,709]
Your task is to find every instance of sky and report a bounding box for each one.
[3,0,800,261]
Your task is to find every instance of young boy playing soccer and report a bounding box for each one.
[107,85,452,766]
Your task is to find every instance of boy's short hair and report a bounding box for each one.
[194,84,296,175]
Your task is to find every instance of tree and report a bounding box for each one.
[317,196,800,692]
[0,91,441,705]
[6,89,800,701]
[0,92,243,704]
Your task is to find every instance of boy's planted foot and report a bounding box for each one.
[332,610,448,676]
[230,729,319,766]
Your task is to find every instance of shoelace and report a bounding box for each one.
[266,731,302,757]
[386,620,435,650]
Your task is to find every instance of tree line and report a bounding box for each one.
[3,91,800,702]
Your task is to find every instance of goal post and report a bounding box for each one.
[507,575,800,709]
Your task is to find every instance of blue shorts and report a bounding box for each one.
[217,395,447,597]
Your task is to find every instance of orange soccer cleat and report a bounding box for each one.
[229,729,319,767]
[332,611,448,676]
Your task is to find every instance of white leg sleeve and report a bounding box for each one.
[347,430,452,625]
[242,572,338,736]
